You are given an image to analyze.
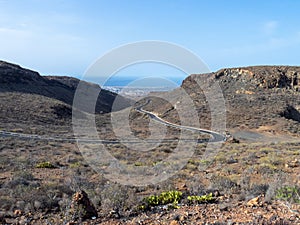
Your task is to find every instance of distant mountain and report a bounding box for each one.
[0,60,132,114]
[141,66,300,138]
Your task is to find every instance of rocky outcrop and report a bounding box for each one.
[214,66,300,91]
[46,76,100,90]
[70,190,97,220]
[280,105,300,122]
[0,61,46,85]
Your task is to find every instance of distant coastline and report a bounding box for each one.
[101,76,183,87]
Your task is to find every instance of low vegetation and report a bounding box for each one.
[35,161,56,169]
[276,186,300,204]
[0,134,299,224]
[187,193,216,204]
[142,190,183,209]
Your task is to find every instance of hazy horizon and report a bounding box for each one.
[1,0,300,82]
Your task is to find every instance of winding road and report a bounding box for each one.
[0,101,226,143]
[135,100,226,143]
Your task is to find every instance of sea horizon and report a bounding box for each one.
[100,75,184,87]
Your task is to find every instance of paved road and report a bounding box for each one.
[0,101,226,143]
[135,100,226,143]
[0,130,212,144]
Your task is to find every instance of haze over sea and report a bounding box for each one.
[103,75,183,87]
[85,61,188,91]
[101,75,183,97]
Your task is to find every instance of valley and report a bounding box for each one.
[0,61,299,224]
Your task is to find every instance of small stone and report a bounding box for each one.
[173,214,180,221]
[14,209,22,216]
[66,222,76,225]
[34,200,42,210]
[109,210,120,219]
[170,220,179,225]
[33,214,40,220]
[16,201,25,209]
[247,195,263,207]
[18,216,27,225]
[213,190,221,197]
[219,204,229,211]
[179,215,185,221]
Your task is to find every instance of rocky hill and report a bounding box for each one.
[0,60,132,114]
[142,66,300,139]
[0,60,133,135]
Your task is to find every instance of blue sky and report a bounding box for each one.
[0,0,300,83]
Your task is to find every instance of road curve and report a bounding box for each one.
[135,100,226,143]
[0,102,226,143]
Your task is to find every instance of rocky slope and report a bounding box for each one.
[0,60,132,114]
[0,60,134,135]
[143,66,300,139]
[214,66,300,90]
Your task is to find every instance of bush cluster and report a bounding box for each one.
[143,190,183,209]
[35,161,56,169]
[276,186,300,203]
[187,193,216,204]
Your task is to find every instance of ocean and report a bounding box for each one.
[102,76,183,87]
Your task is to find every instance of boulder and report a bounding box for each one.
[70,190,97,220]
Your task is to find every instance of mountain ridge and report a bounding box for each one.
[0,60,132,114]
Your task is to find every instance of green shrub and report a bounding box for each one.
[143,190,182,209]
[70,162,81,168]
[35,161,56,169]
[187,193,216,204]
[276,186,300,203]
[134,162,143,167]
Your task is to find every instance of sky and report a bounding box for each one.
[0,0,300,84]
